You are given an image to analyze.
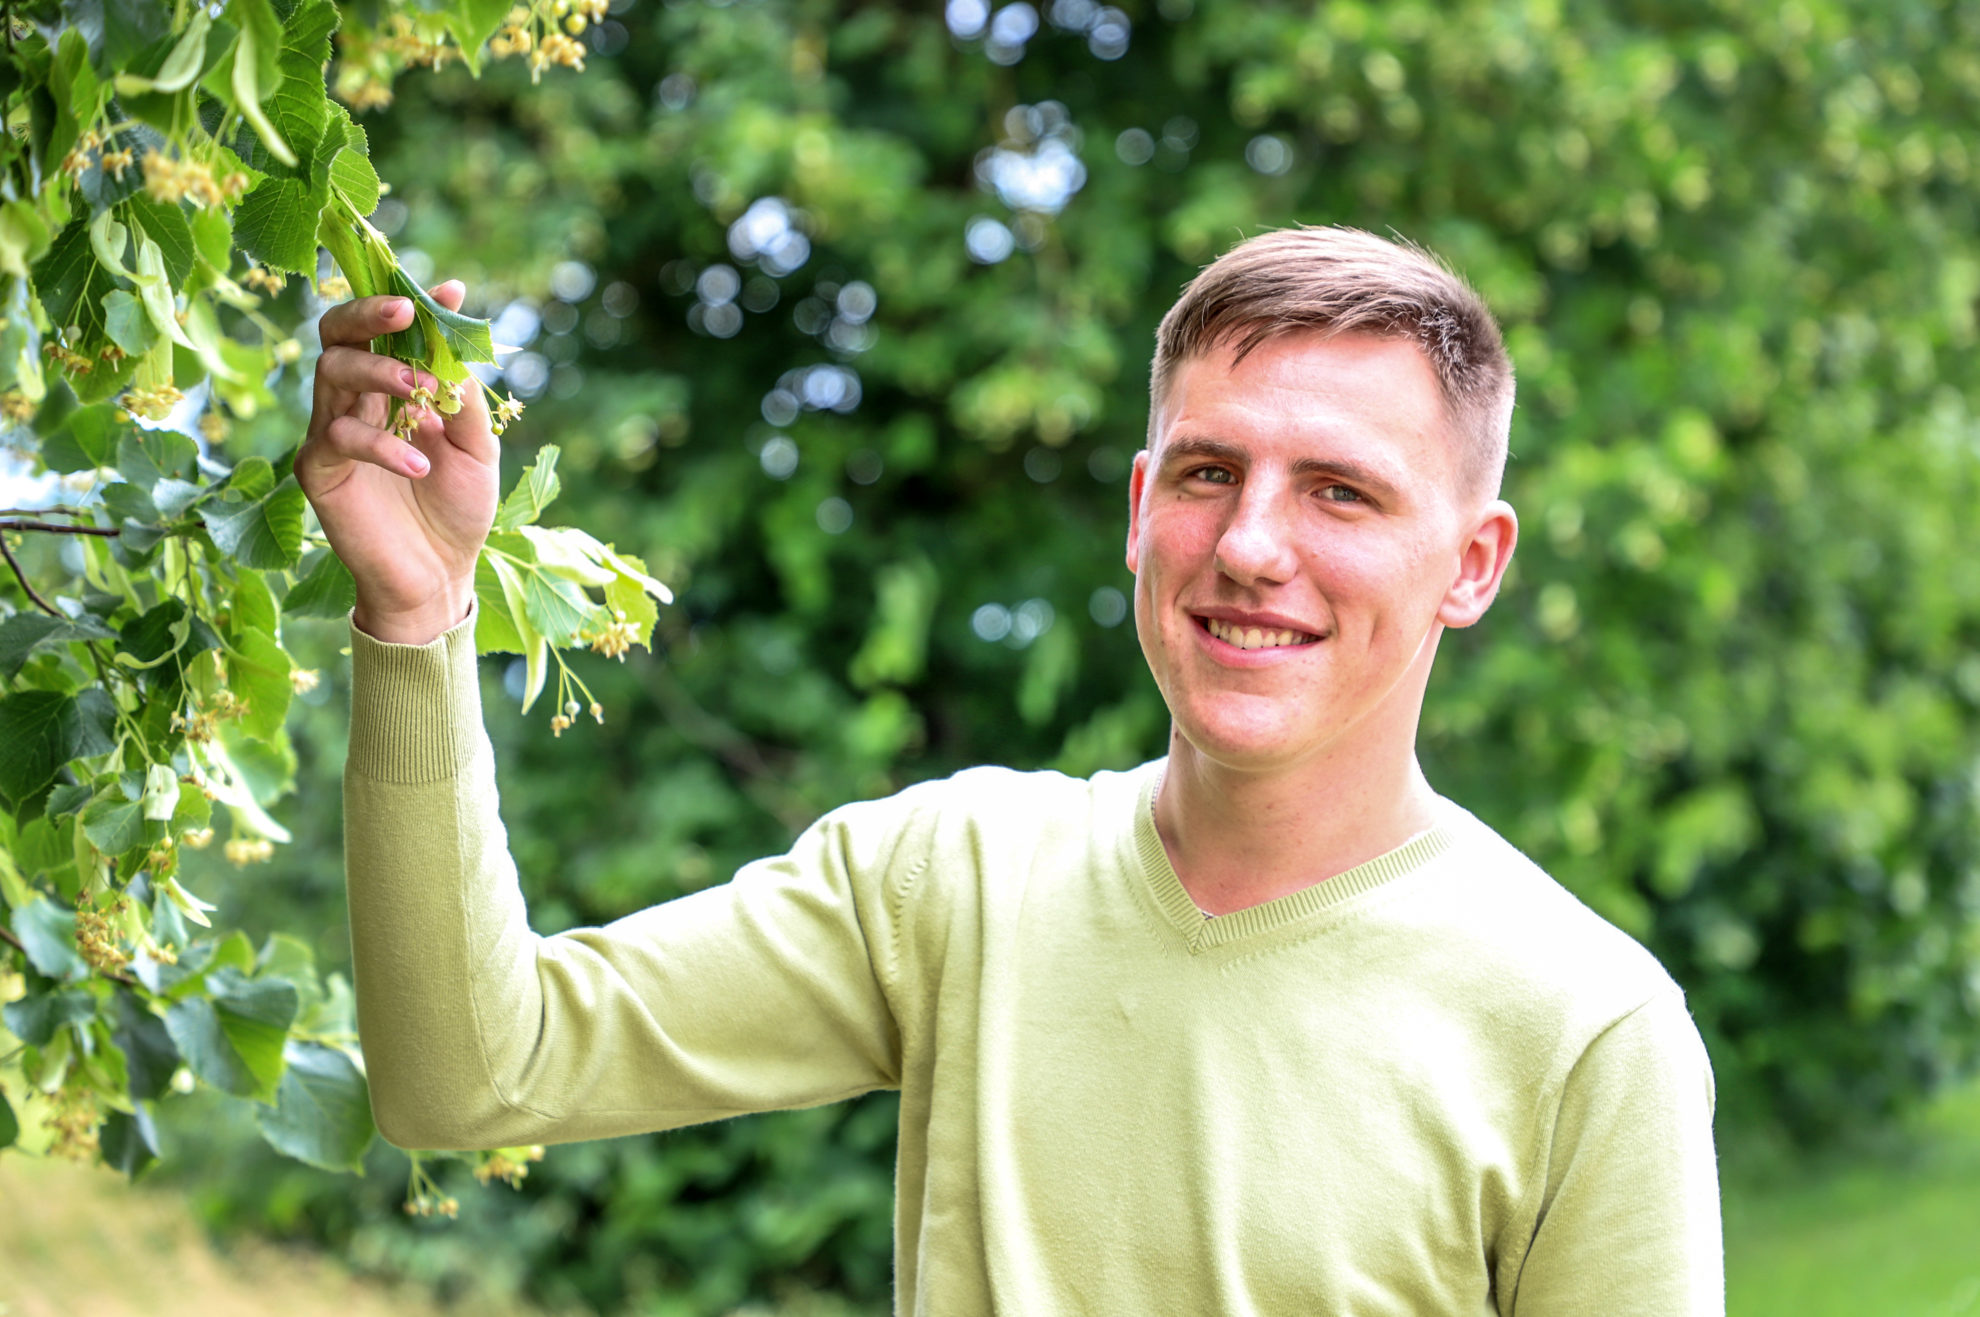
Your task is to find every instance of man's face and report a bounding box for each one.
[1126,330,1515,775]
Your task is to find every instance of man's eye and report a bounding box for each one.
[1319,484,1364,503]
[1192,467,1237,485]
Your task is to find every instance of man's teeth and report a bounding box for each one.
[1204,618,1319,650]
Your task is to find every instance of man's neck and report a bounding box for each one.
[1152,733,1441,917]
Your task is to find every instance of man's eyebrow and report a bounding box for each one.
[1158,434,1403,502]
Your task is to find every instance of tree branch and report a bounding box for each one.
[0,531,62,616]
[0,520,119,536]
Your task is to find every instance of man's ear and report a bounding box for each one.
[1438,500,1518,628]
[1125,448,1151,574]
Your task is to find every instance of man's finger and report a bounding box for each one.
[429,279,466,312]
[319,294,417,349]
[303,413,432,483]
[313,345,434,407]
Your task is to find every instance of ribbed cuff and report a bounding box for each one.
[347,605,483,784]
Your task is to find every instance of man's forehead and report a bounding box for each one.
[1156,332,1451,442]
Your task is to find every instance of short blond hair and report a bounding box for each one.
[1149,226,1515,494]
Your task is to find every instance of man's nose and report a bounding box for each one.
[1213,486,1298,587]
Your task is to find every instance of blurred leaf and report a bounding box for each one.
[283,550,358,620]
[255,1041,375,1172]
[163,966,297,1103]
[113,987,181,1101]
[9,898,88,982]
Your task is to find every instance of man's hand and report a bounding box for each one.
[298,281,500,645]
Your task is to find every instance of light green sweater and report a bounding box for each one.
[344,617,1723,1315]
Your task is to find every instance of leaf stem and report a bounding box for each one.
[0,530,64,615]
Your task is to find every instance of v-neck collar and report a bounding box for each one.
[1128,760,1459,953]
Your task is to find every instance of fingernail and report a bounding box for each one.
[400,368,416,387]
[407,450,430,475]
[389,298,410,317]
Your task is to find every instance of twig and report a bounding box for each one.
[0,520,119,536]
[0,530,62,616]
[0,507,91,518]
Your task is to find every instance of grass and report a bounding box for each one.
[0,1152,541,1317]
[1723,1077,1980,1316]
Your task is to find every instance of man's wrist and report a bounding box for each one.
[352,587,475,647]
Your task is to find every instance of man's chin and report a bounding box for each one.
[1167,711,1327,775]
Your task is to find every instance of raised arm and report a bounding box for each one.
[306,287,903,1151]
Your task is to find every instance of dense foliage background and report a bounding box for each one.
[7,0,1979,1313]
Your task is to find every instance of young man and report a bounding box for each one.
[303,227,1723,1314]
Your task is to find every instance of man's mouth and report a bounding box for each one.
[1200,617,1322,651]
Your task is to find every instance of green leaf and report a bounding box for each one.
[492,444,562,530]
[265,2,339,180]
[255,933,320,1013]
[118,598,222,678]
[113,7,212,94]
[103,288,159,357]
[256,1041,375,1172]
[391,266,495,364]
[100,1105,160,1178]
[125,193,196,286]
[231,567,280,637]
[204,471,307,569]
[228,2,295,170]
[232,176,320,275]
[190,206,232,273]
[82,788,156,856]
[473,553,526,654]
[0,612,118,678]
[39,404,118,472]
[114,988,181,1100]
[31,216,121,351]
[516,525,617,587]
[0,690,114,804]
[522,570,604,647]
[232,0,284,97]
[282,549,357,619]
[118,426,199,485]
[162,966,296,1103]
[0,1091,16,1150]
[153,477,206,520]
[225,626,293,741]
[10,898,88,981]
[489,554,548,712]
[102,0,173,75]
[327,146,381,217]
[443,0,513,75]
[48,29,103,170]
[605,572,661,654]
[2,986,94,1046]
[0,198,55,281]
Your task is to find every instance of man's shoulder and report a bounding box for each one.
[815,759,1152,871]
[1403,799,1684,1036]
[846,759,1151,826]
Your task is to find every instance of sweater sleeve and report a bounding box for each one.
[342,613,905,1152]
[1507,988,1724,1317]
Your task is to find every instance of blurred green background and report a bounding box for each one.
[153,0,1980,1312]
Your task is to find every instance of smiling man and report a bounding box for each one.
[311,226,1723,1315]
